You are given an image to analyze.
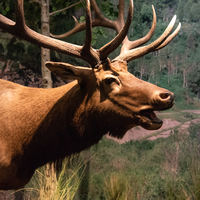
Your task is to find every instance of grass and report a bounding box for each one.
[22,158,86,200]
[80,123,200,200]
[104,173,128,200]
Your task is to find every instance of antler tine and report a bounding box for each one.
[98,0,133,60]
[0,15,15,32]
[154,22,181,51]
[114,0,125,31]
[15,0,26,29]
[114,15,179,62]
[81,0,101,67]
[82,0,92,53]
[0,0,26,33]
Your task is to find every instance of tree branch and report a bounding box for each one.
[49,0,84,16]
[29,0,41,6]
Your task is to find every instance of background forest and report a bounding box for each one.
[1,0,200,200]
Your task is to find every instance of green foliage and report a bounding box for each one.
[100,0,118,20]
[177,0,184,21]
[50,0,78,14]
[6,38,25,61]
[0,0,14,18]
[177,0,200,22]
[190,2,200,22]
[140,4,153,22]
[188,123,200,140]
[91,27,108,46]
[183,0,193,21]
[183,112,196,120]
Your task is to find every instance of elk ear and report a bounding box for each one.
[45,62,92,85]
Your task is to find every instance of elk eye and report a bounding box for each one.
[105,77,119,85]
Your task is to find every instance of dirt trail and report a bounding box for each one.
[107,110,200,143]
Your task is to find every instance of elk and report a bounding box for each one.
[0,0,180,190]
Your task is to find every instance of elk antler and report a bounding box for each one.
[111,5,181,63]
[51,0,181,63]
[113,15,181,62]
[0,0,133,68]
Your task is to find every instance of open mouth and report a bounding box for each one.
[138,109,163,130]
[140,109,163,123]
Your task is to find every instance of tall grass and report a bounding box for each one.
[104,173,140,200]
[22,158,86,200]
[104,173,128,200]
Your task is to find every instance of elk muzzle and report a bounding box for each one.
[137,89,174,130]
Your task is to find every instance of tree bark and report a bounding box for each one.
[41,0,52,88]
[41,1,56,198]
[44,163,57,199]
[140,58,145,80]
[148,68,154,82]
[183,69,187,88]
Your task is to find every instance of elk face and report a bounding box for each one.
[94,60,174,131]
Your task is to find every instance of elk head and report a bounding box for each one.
[45,58,175,139]
[45,0,180,137]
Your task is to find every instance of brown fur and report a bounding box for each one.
[0,60,174,190]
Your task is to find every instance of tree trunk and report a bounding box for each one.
[157,51,162,71]
[41,1,56,198]
[148,68,154,82]
[183,69,187,88]
[78,151,91,200]
[140,58,145,80]
[41,0,52,88]
[44,163,57,199]
[168,73,170,85]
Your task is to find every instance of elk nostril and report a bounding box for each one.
[159,92,171,100]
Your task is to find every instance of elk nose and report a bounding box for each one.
[159,92,174,102]
[157,92,175,106]
[153,91,175,109]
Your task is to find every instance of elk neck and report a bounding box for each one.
[21,79,113,170]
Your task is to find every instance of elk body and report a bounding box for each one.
[0,0,180,190]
